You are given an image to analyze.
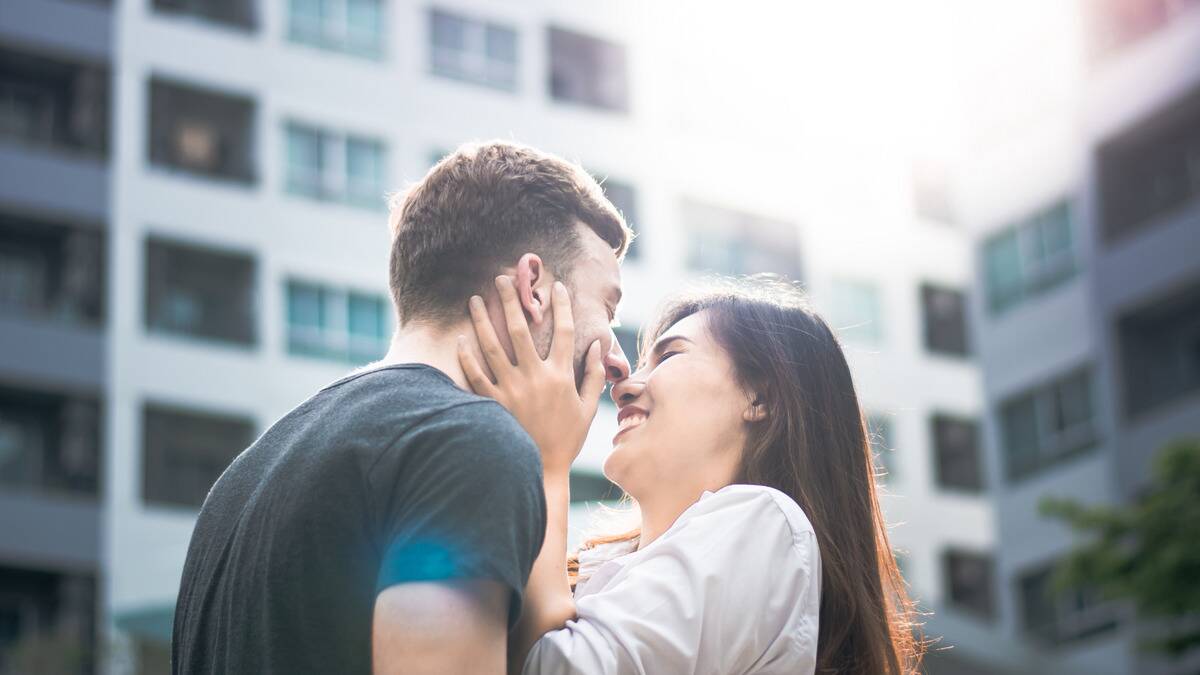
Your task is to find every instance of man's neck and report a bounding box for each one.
[378,320,483,392]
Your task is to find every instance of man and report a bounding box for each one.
[172,141,633,674]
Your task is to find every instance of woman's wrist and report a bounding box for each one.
[542,463,573,489]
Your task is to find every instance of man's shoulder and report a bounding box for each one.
[325,364,539,471]
[411,398,540,466]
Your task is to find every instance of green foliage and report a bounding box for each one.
[1040,437,1200,657]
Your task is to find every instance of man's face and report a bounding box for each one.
[536,223,631,388]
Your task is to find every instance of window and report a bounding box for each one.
[921,284,969,356]
[142,403,254,509]
[1098,84,1200,242]
[286,280,389,364]
[983,199,1076,314]
[154,0,257,30]
[867,413,896,481]
[1117,279,1200,420]
[829,280,883,345]
[1018,563,1120,645]
[932,414,983,492]
[428,9,518,90]
[598,178,640,260]
[0,385,100,498]
[285,122,385,208]
[0,565,95,673]
[0,45,109,157]
[148,78,256,184]
[0,212,104,326]
[681,199,801,280]
[942,549,996,619]
[547,27,628,112]
[289,0,382,57]
[568,470,620,503]
[1000,367,1098,481]
[144,237,257,346]
[1085,0,1200,59]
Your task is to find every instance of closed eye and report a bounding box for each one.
[658,351,680,363]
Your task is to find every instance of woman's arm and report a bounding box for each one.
[507,472,575,674]
[456,277,606,673]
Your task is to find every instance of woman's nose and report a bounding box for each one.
[610,374,642,406]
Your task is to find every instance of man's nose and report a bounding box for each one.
[603,333,631,383]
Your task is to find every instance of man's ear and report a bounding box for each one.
[515,253,546,324]
[743,395,768,423]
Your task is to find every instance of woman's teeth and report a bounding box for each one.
[619,413,647,430]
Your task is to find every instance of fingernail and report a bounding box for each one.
[469,296,482,309]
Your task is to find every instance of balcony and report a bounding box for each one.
[0,211,105,390]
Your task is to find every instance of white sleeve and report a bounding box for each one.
[522,487,820,675]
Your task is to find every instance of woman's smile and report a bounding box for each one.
[613,406,649,444]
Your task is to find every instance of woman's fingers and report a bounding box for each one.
[494,276,541,366]
[468,294,512,374]
[457,336,499,398]
[549,281,575,368]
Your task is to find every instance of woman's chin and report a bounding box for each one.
[602,451,633,490]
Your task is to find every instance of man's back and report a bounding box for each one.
[172,364,546,674]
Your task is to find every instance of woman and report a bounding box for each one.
[457,275,922,675]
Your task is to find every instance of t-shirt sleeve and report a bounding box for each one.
[371,401,547,628]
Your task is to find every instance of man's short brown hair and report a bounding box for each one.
[388,141,631,326]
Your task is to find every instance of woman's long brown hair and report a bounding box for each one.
[568,276,924,675]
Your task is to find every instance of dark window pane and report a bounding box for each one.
[547,27,628,112]
[0,385,100,498]
[148,78,256,184]
[943,549,996,619]
[0,565,96,674]
[1001,368,1099,482]
[1117,278,1200,419]
[1098,83,1200,241]
[0,45,109,157]
[1018,563,1120,645]
[0,212,104,326]
[144,238,257,346]
[922,284,969,356]
[142,403,254,509]
[154,0,257,30]
[932,414,982,492]
[1001,394,1041,480]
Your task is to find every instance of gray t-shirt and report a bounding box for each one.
[172,364,547,674]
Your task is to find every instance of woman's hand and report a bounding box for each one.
[457,276,607,476]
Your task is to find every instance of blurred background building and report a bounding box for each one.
[0,0,1195,673]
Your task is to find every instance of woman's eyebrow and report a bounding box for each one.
[651,335,694,356]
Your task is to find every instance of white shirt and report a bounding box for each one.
[523,484,821,675]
